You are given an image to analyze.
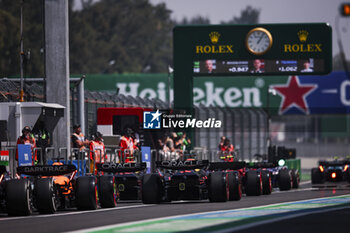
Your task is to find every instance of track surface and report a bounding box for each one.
[0,183,349,233]
[235,205,350,233]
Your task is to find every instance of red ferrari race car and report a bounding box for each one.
[217,152,270,196]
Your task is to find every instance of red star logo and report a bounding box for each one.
[272,76,317,114]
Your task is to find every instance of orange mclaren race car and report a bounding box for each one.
[5,162,117,216]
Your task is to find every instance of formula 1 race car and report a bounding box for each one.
[0,165,9,213]
[141,159,243,204]
[311,159,350,185]
[246,162,299,192]
[207,161,245,200]
[98,160,239,203]
[217,152,267,196]
[247,145,300,192]
[5,163,116,216]
[96,162,147,201]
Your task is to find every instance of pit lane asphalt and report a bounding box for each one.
[1,182,350,233]
[234,203,350,233]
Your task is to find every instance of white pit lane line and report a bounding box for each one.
[299,180,311,185]
[0,204,154,221]
[272,187,316,194]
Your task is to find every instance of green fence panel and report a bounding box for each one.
[286,158,301,176]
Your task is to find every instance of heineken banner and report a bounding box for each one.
[84,72,350,115]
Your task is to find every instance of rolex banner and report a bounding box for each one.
[83,72,350,115]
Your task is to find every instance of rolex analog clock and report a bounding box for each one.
[246,27,273,55]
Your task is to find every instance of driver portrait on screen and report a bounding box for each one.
[250,59,264,73]
[204,59,215,73]
[301,60,313,72]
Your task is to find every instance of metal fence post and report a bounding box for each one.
[5,147,16,179]
[58,147,68,163]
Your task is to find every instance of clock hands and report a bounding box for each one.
[257,33,265,44]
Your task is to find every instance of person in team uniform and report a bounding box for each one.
[71,124,90,159]
[33,121,51,164]
[89,132,106,174]
[219,138,235,162]
[16,126,37,164]
[119,128,137,163]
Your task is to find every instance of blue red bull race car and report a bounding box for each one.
[98,158,246,203]
[141,159,244,203]
[97,161,147,201]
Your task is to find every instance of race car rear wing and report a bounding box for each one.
[97,162,147,173]
[208,161,246,171]
[318,160,350,167]
[156,160,209,170]
[246,162,275,169]
[17,164,77,176]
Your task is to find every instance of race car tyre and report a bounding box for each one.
[261,170,272,195]
[291,169,300,189]
[98,175,116,208]
[245,170,262,196]
[34,178,57,214]
[76,176,98,210]
[279,169,292,191]
[311,168,324,184]
[228,172,241,201]
[142,173,162,204]
[6,179,32,216]
[208,171,228,202]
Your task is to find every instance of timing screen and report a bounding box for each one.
[193,59,324,75]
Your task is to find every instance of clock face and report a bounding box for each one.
[246,28,273,55]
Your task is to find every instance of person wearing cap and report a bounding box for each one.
[16,126,37,164]
[119,128,137,163]
[219,138,235,162]
[71,124,90,158]
[89,131,106,174]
